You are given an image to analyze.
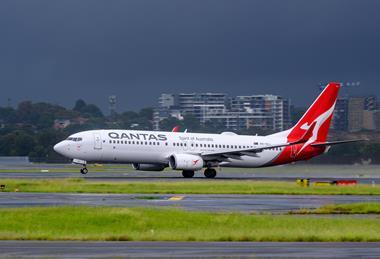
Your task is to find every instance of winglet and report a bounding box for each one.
[172,126,180,132]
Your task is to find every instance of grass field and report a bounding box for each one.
[0,206,379,242]
[1,178,380,195]
[293,203,380,214]
[1,164,380,175]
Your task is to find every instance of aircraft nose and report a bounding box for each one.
[53,141,65,154]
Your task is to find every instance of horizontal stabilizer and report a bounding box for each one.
[311,139,367,147]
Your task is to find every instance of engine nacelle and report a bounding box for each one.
[169,154,204,171]
[132,163,166,171]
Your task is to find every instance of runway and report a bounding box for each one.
[1,192,379,212]
[1,171,380,184]
[1,241,380,258]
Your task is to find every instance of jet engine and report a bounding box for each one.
[132,163,166,171]
[169,154,204,171]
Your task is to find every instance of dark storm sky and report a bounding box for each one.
[0,0,379,112]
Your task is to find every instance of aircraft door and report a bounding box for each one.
[93,132,102,150]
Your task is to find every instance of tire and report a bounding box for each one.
[80,168,88,174]
[182,170,194,178]
[204,168,217,178]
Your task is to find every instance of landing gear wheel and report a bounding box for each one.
[80,167,88,175]
[182,170,195,178]
[204,168,217,178]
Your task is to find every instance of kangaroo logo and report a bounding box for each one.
[192,159,200,165]
[297,103,336,155]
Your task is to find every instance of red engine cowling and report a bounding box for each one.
[169,154,204,171]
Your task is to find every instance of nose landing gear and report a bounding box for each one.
[72,159,88,175]
[80,167,88,174]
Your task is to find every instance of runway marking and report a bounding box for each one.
[168,196,184,201]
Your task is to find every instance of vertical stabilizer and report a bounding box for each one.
[287,82,340,143]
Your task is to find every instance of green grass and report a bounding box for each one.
[1,178,380,195]
[293,203,380,214]
[1,164,380,175]
[0,206,379,241]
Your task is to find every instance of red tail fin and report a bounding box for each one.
[288,82,340,143]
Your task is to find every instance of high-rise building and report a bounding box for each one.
[332,95,378,132]
[229,95,290,131]
[348,97,365,132]
[153,92,291,132]
[332,98,349,131]
[364,96,377,111]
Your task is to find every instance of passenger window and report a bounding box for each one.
[109,140,112,144]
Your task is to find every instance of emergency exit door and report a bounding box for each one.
[93,133,102,150]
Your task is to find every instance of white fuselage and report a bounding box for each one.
[54,129,287,168]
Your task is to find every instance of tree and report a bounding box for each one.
[73,99,103,118]
[73,99,87,112]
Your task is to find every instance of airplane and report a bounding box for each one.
[54,82,362,178]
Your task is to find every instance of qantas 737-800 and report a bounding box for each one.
[54,82,362,178]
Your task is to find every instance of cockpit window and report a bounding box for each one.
[66,137,83,142]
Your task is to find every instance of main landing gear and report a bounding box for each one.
[204,168,217,178]
[182,170,195,178]
[80,166,88,174]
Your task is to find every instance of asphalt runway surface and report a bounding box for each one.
[1,241,380,258]
[1,192,380,212]
[1,171,380,184]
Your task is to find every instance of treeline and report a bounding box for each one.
[0,100,153,162]
[0,100,380,164]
